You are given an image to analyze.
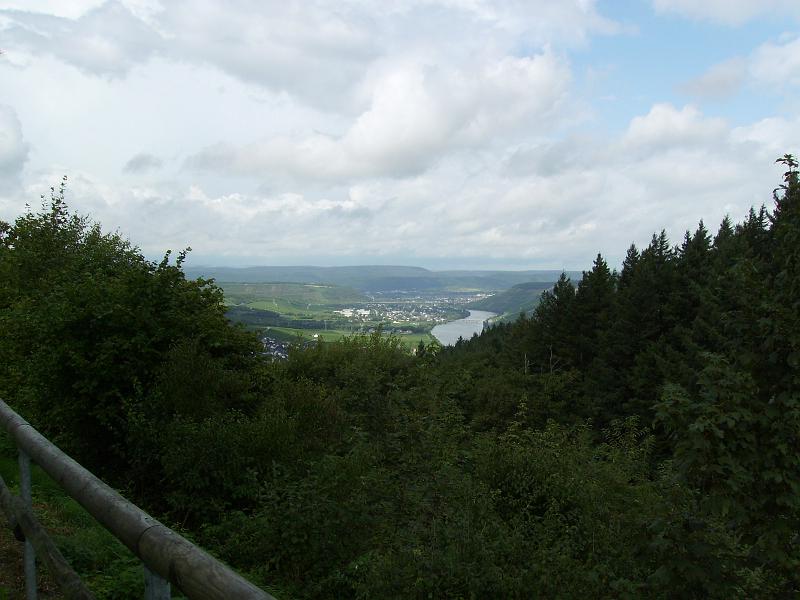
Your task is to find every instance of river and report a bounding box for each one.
[431,310,497,346]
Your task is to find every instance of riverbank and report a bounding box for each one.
[431,310,497,346]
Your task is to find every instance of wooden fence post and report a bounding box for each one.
[144,565,171,600]
[18,450,37,600]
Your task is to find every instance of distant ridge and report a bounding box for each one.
[184,265,581,293]
[467,281,553,317]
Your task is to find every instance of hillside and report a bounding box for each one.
[185,265,580,293]
[220,282,367,306]
[466,281,552,317]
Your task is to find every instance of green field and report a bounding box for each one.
[264,326,354,342]
[221,282,366,306]
[222,282,371,324]
[220,279,459,351]
[264,326,435,348]
[246,298,317,316]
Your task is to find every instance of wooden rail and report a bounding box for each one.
[0,399,276,600]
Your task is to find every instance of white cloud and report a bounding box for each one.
[0,1,105,19]
[731,116,800,159]
[750,36,800,88]
[1,2,797,270]
[1,0,617,112]
[652,0,800,25]
[2,2,164,78]
[16,103,790,270]
[155,0,379,111]
[0,1,375,108]
[408,0,625,44]
[683,35,800,100]
[187,50,571,181]
[491,104,797,266]
[682,58,747,98]
[0,105,29,192]
[622,104,728,151]
[123,152,163,173]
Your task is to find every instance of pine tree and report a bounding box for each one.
[573,253,616,369]
[529,272,577,372]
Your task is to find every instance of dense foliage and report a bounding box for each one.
[0,158,798,598]
[0,179,262,480]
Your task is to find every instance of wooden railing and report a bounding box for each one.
[0,399,276,600]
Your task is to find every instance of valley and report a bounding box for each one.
[197,267,573,352]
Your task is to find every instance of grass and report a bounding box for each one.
[0,522,63,599]
[246,299,310,315]
[263,326,435,349]
[221,280,470,347]
[221,282,366,306]
[266,326,354,343]
[0,434,186,599]
[395,332,436,348]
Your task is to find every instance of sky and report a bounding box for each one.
[0,0,798,270]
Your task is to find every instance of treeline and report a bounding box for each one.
[0,160,798,599]
[225,306,433,335]
[225,304,350,331]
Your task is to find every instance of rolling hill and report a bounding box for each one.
[185,265,580,293]
[467,281,553,317]
[220,282,367,306]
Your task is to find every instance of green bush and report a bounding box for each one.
[0,186,260,482]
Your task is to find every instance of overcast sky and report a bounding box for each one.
[1,0,798,270]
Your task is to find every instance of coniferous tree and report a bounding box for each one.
[528,272,577,373]
[573,253,616,370]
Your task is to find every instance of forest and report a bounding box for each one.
[0,156,798,599]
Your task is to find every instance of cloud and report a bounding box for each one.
[0,1,105,19]
[682,58,747,98]
[186,50,571,181]
[731,116,800,160]
[25,103,794,270]
[123,152,163,173]
[494,103,798,266]
[3,2,796,270]
[1,2,164,78]
[504,136,600,177]
[0,0,379,109]
[749,36,800,88]
[166,1,380,109]
[652,0,800,25]
[0,105,29,192]
[397,0,625,45]
[14,170,378,260]
[622,104,728,151]
[683,36,800,100]
[1,0,617,113]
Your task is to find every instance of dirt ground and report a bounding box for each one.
[0,523,62,600]
[0,522,27,600]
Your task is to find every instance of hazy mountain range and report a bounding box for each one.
[184,265,581,293]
